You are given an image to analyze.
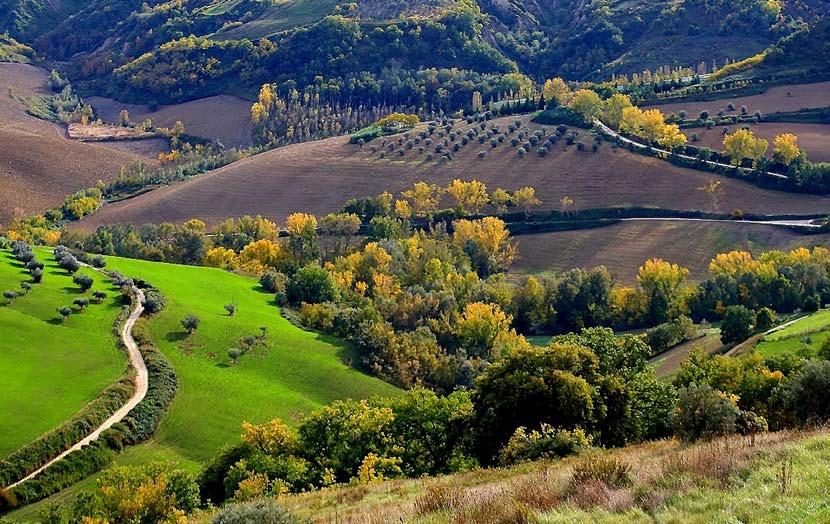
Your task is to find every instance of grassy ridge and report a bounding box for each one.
[0,249,124,459]
[102,256,399,465]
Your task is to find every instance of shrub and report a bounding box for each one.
[73,298,90,310]
[755,307,776,332]
[91,255,106,268]
[58,254,80,274]
[224,303,236,316]
[784,360,830,424]
[73,273,94,292]
[212,499,299,524]
[736,410,768,436]
[414,484,464,515]
[92,290,107,303]
[478,151,487,159]
[181,314,201,334]
[141,289,166,313]
[57,306,72,321]
[803,295,821,312]
[674,384,739,441]
[287,265,337,304]
[569,455,631,490]
[3,290,17,303]
[31,267,43,283]
[499,425,591,465]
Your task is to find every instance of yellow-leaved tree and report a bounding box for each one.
[569,89,603,123]
[542,77,572,106]
[657,123,687,151]
[401,182,445,218]
[723,128,768,167]
[601,93,634,130]
[447,179,489,215]
[773,133,800,165]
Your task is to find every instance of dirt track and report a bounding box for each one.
[78,116,830,230]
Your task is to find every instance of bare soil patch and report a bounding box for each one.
[649,81,830,118]
[87,95,254,148]
[511,220,830,285]
[0,63,157,226]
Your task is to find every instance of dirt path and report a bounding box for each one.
[6,285,148,490]
[621,217,822,228]
[594,119,790,181]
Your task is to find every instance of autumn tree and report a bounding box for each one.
[285,213,319,263]
[452,217,517,276]
[698,180,725,213]
[773,133,800,165]
[723,129,768,167]
[320,213,361,259]
[204,247,240,270]
[490,188,512,215]
[446,179,489,215]
[560,196,574,216]
[569,89,603,123]
[512,186,541,218]
[601,93,634,130]
[658,123,687,152]
[401,182,445,218]
[542,77,572,107]
[453,302,521,359]
[640,109,667,142]
[239,239,283,273]
[620,106,645,136]
[637,258,689,324]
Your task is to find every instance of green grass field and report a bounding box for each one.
[756,309,830,358]
[0,249,125,459]
[101,255,399,466]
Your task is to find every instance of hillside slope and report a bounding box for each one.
[78,116,830,230]
[0,63,158,226]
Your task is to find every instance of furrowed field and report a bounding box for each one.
[0,249,124,458]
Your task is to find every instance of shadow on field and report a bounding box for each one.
[61,286,83,295]
[165,331,188,342]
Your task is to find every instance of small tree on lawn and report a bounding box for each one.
[31,267,43,283]
[73,273,94,293]
[58,307,72,322]
[73,298,90,310]
[92,291,107,303]
[228,348,241,365]
[58,254,80,274]
[3,290,18,304]
[224,303,236,317]
[181,314,200,335]
[19,282,32,295]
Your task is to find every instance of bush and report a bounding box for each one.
[58,254,80,274]
[674,384,739,441]
[499,425,591,465]
[784,360,830,424]
[803,295,821,312]
[73,273,94,292]
[141,289,166,313]
[181,314,201,334]
[755,307,776,332]
[91,255,107,268]
[569,455,631,489]
[212,499,299,524]
[478,151,487,159]
[287,265,337,304]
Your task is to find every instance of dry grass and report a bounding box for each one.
[266,429,819,524]
[0,63,158,226]
[79,114,830,230]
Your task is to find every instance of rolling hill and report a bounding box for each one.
[77,115,830,230]
[0,63,160,226]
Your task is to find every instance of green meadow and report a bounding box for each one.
[756,309,830,358]
[0,249,124,459]
[102,255,399,466]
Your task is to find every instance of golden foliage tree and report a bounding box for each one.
[401,182,445,217]
[569,89,603,123]
[542,77,572,106]
[447,179,489,215]
[601,93,634,130]
[773,133,800,165]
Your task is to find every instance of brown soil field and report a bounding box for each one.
[649,81,830,118]
[511,220,830,285]
[688,122,830,162]
[78,115,830,230]
[67,123,156,141]
[0,63,156,226]
[87,95,254,148]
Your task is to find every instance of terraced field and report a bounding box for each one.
[0,63,157,225]
[511,220,830,285]
[78,116,830,229]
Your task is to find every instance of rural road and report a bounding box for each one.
[7,284,148,490]
[594,119,789,180]
[620,217,822,228]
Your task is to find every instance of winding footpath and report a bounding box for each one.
[6,285,148,490]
